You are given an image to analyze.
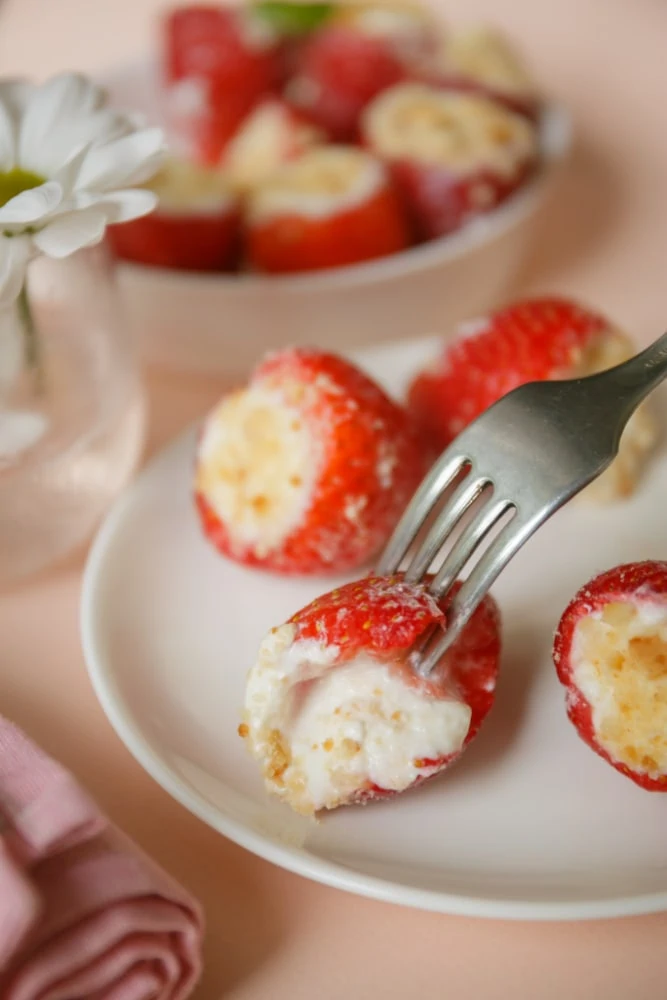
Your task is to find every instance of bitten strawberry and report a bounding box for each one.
[407,297,658,502]
[553,562,667,791]
[106,157,240,272]
[246,146,410,273]
[361,82,538,239]
[163,5,279,165]
[286,25,406,140]
[240,574,501,814]
[194,348,429,574]
[425,28,540,121]
[332,0,442,70]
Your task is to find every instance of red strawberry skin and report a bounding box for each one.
[289,574,501,801]
[163,5,278,164]
[289,27,406,140]
[247,184,410,273]
[195,349,430,574]
[107,206,240,272]
[388,151,534,241]
[553,562,667,792]
[408,297,611,449]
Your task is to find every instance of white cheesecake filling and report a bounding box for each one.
[242,624,472,814]
[195,384,318,555]
[444,28,536,99]
[223,101,321,195]
[571,601,667,777]
[147,156,235,216]
[363,83,536,176]
[247,146,387,222]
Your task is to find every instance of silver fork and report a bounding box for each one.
[376,331,667,676]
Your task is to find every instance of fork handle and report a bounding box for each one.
[607,330,667,410]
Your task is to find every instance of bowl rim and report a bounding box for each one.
[103,59,573,293]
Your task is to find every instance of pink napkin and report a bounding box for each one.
[0,715,203,1000]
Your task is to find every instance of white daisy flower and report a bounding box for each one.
[0,72,166,306]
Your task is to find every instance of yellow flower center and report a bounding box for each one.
[0,168,45,208]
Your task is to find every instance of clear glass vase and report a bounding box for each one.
[0,245,146,586]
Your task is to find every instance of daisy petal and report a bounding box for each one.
[0,236,31,306]
[0,80,33,122]
[74,127,165,192]
[0,104,16,171]
[32,207,107,258]
[0,181,63,226]
[87,188,158,223]
[18,73,109,177]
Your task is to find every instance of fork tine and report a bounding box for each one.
[375,450,469,576]
[403,474,491,584]
[428,498,514,599]
[417,517,526,676]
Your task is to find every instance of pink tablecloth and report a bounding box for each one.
[2,0,667,997]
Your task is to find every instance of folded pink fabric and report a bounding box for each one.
[0,715,203,1000]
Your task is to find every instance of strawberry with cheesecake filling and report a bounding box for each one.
[407,297,658,503]
[222,99,322,196]
[286,24,407,140]
[163,5,279,165]
[194,348,428,574]
[246,146,409,273]
[332,0,442,69]
[240,575,501,814]
[553,562,667,791]
[106,156,240,271]
[361,82,538,239]
[426,28,540,121]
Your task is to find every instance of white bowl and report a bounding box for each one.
[105,61,572,378]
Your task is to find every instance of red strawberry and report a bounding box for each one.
[106,157,240,272]
[246,146,410,273]
[361,82,538,240]
[332,0,442,69]
[406,296,658,502]
[286,25,406,140]
[163,5,279,165]
[553,562,667,792]
[194,348,429,575]
[241,574,501,813]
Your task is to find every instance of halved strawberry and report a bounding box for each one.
[106,156,240,271]
[286,24,407,140]
[163,4,279,165]
[423,28,540,121]
[222,98,322,196]
[246,146,410,273]
[407,297,658,502]
[553,562,667,791]
[194,348,429,574]
[240,574,501,814]
[361,82,538,239]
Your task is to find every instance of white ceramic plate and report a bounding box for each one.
[103,61,571,376]
[82,336,667,920]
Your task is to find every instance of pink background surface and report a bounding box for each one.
[2,0,667,996]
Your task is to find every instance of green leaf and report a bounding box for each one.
[253,1,334,37]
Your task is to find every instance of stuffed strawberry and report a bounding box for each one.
[553,562,667,792]
[407,297,658,502]
[194,348,429,574]
[246,146,410,273]
[424,28,540,121]
[361,82,538,239]
[240,574,501,814]
[286,24,407,140]
[163,4,279,165]
[106,156,240,271]
[222,98,322,195]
